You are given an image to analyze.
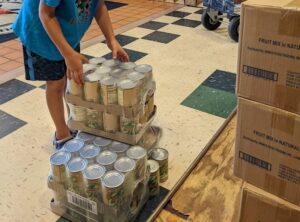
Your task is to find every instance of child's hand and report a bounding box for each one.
[65,51,88,85]
[108,39,129,62]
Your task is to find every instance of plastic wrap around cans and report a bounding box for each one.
[67,157,88,196]
[76,132,96,144]
[96,150,118,171]
[84,73,101,103]
[147,160,160,196]
[63,139,85,157]
[83,164,106,202]
[69,79,83,97]
[109,141,130,157]
[79,144,101,164]
[126,146,147,180]
[120,62,136,75]
[117,79,139,107]
[120,115,140,135]
[93,137,112,150]
[134,64,153,85]
[50,151,71,184]
[69,104,86,122]
[103,112,119,133]
[114,157,136,198]
[102,59,120,69]
[86,108,103,130]
[100,76,118,105]
[127,71,146,101]
[89,57,106,66]
[149,148,168,183]
[102,170,125,207]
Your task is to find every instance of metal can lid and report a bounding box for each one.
[126,146,147,160]
[83,64,97,73]
[127,71,145,81]
[93,137,112,147]
[147,160,159,173]
[67,157,88,172]
[95,66,111,75]
[80,144,101,159]
[120,62,136,70]
[117,79,137,90]
[84,164,106,180]
[89,57,106,65]
[85,73,102,82]
[109,141,130,154]
[114,157,136,173]
[100,76,118,86]
[63,139,85,153]
[102,170,125,188]
[96,150,118,166]
[150,148,169,161]
[50,151,71,166]
[110,68,125,78]
[134,64,152,73]
[102,59,121,68]
[76,132,96,142]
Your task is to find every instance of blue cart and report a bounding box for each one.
[201,0,242,42]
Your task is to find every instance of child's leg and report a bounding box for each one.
[46,76,71,140]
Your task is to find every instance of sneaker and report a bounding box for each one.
[53,134,74,150]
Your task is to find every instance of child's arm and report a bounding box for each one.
[39,3,87,84]
[95,0,129,62]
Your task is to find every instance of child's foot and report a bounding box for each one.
[53,134,73,150]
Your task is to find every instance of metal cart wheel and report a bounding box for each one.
[201,9,222,31]
[228,16,240,42]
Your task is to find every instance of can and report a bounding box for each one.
[120,115,140,135]
[67,157,88,196]
[69,104,86,122]
[114,157,136,198]
[86,108,103,129]
[100,76,118,105]
[146,93,155,120]
[134,64,153,85]
[89,57,106,66]
[80,144,101,164]
[117,79,139,107]
[126,146,147,180]
[94,66,111,79]
[76,132,96,144]
[127,71,146,100]
[83,164,106,201]
[96,150,118,171]
[110,68,127,80]
[69,79,83,97]
[147,160,160,196]
[93,137,112,150]
[84,73,101,103]
[108,141,130,157]
[102,171,125,207]
[50,150,71,184]
[103,112,119,133]
[83,64,97,73]
[63,139,85,157]
[149,148,169,183]
[102,59,121,70]
[120,62,136,75]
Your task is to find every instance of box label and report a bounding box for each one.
[67,190,98,215]
[243,65,278,81]
[239,151,272,171]
[279,164,300,185]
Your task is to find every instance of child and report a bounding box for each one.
[13,0,129,149]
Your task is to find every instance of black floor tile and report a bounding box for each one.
[39,84,46,90]
[103,48,147,62]
[142,31,180,44]
[0,79,36,105]
[103,34,138,47]
[0,110,27,139]
[172,19,201,28]
[194,8,204,14]
[105,1,127,10]
[139,21,168,30]
[167,11,191,18]
[202,70,236,94]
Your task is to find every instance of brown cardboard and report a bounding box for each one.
[234,98,300,205]
[239,184,300,222]
[237,0,300,114]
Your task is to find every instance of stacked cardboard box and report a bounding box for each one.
[234,0,300,220]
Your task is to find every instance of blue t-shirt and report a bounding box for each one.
[13,0,100,61]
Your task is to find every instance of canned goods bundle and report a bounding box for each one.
[117,79,138,107]
[110,68,127,80]
[126,146,147,180]
[102,59,121,70]
[93,137,112,150]
[89,57,106,66]
[109,141,130,157]
[102,171,125,207]
[103,112,119,133]
[63,139,85,157]
[69,104,86,122]
[76,132,96,144]
[84,73,101,103]
[80,144,101,164]
[67,157,88,196]
[86,108,103,129]
[100,76,118,105]
[134,64,153,87]
[96,150,118,171]
[149,148,169,183]
[50,150,71,185]
[147,160,160,196]
[120,62,136,75]
[120,115,140,135]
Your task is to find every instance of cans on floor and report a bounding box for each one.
[76,132,96,144]
[79,144,101,164]
[67,157,88,196]
[149,148,169,183]
[50,150,71,185]
[147,160,160,196]
[63,139,85,157]
[126,146,147,180]
[96,150,118,171]
[109,141,130,157]
[93,137,112,150]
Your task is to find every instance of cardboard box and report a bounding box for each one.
[234,98,300,205]
[237,0,300,114]
[239,184,300,222]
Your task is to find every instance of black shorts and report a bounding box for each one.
[22,45,80,81]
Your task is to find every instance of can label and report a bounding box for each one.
[52,164,67,185]
[86,179,102,202]
[159,159,168,183]
[102,85,117,105]
[148,170,160,196]
[69,172,86,196]
[120,116,139,135]
[67,190,98,214]
[103,186,124,207]
[136,157,147,180]
[86,109,103,129]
